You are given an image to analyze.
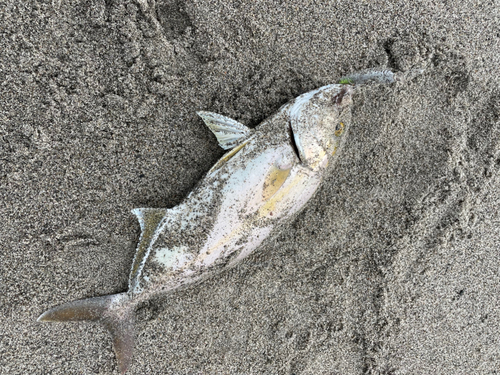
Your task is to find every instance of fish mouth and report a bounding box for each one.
[332,85,353,106]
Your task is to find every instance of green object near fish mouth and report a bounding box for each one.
[338,77,353,84]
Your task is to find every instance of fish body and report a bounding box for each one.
[38,73,393,373]
[129,84,352,300]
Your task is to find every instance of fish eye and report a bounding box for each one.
[334,122,345,136]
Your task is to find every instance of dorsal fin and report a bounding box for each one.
[129,208,167,292]
[197,111,251,150]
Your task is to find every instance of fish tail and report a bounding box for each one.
[38,293,135,374]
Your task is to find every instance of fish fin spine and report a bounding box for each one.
[197,111,251,150]
[38,293,135,374]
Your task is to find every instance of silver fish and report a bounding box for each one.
[38,72,393,374]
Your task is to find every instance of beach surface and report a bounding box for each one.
[1,1,499,374]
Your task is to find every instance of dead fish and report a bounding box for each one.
[38,72,392,374]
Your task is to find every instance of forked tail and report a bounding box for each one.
[38,293,135,374]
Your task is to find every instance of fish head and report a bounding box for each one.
[287,84,353,169]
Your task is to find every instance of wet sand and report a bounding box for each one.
[1,1,499,374]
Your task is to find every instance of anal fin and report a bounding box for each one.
[129,208,167,292]
[131,208,166,232]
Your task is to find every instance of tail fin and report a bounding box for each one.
[38,293,134,374]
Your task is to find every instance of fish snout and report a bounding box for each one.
[332,85,354,107]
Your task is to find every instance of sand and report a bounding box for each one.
[1,0,499,374]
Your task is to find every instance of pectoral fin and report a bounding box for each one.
[197,111,251,150]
